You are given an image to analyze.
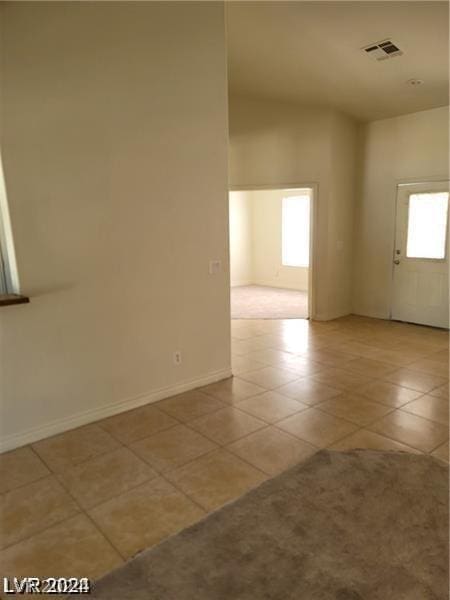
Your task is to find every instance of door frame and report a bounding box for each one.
[390,177,450,325]
[228,182,319,320]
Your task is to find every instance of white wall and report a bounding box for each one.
[229,189,309,291]
[229,191,253,286]
[229,95,358,319]
[0,2,231,451]
[353,106,449,319]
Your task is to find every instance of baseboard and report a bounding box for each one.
[313,310,351,321]
[352,309,390,321]
[230,281,252,287]
[0,367,232,453]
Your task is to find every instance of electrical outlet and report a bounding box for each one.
[173,351,182,366]
[209,260,221,275]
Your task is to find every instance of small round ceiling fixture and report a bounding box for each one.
[406,78,424,86]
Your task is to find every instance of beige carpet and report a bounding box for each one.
[231,285,308,319]
[89,449,448,599]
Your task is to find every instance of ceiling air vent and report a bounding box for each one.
[362,39,403,61]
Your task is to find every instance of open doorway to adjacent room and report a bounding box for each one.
[229,186,316,320]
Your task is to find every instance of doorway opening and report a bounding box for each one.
[391,180,449,329]
[228,186,315,320]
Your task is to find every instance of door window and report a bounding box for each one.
[406,192,449,259]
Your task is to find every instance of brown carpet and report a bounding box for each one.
[89,450,448,599]
[231,285,308,319]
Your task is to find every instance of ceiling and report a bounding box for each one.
[226,1,449,121]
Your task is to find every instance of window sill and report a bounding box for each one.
[0,294,30,307]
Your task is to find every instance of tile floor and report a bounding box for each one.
[0,315,448,587]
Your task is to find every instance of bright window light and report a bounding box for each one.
[282,194,310,267]
[406,192,449,259]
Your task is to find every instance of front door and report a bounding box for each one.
[391,181,449,329]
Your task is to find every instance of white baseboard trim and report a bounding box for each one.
[230,281,253,287]
[352,309,390,321]
[0,367,232,453]
[313,310,351,321]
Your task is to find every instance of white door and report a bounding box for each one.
[392,181,449,329]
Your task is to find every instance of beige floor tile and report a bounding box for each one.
[275,336,330,353]
[277,408,358,447]
[231,355,267,375]
[239,366,300,389]
[383,368,447,393]
[390,340,443,356]
[32,425,120,472]
[367,348,421,367]
[300,348,359,368]
[231,326,261,341]
[427,349,449,364]
[99,405,177,445]
[244,349,294,367]
[400,394,449,426]
[431,441,449,463]
[429,382,449,399]
[276,378,342,405]
[189,407,265,445]
[236,391,308,424]
[326,341,381,359]
[343,357,397,378]
[329,429,420,453]
[200,377,266,404]
[318,394,394,426]
[156,390,224,422]
[0,447,50,494]
[56,448,156,509]
[227,427,316,475]
[368,410,449,453]
[130,425,217,473]
[165,449,266,511]
[233,338,272,353]
[0,514,122,579]
[0,476,80,550]
[278,357,325,377]
[89,478,204,559]
[250,347,323,372]
[231,340,253,356]
[312,367,374,391]
[408,358,449,378]
[355,380,422,408]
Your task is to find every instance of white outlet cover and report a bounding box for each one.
[209,260,221,275]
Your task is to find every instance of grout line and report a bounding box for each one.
[45,466,130,563]
[0,497,83,553]
[361,426,428,454]
[82,509,128,563]
[55,465,158,513]
[125,436,221,481]
[426,438,450,454]
[0,470,52,497]
[105,421,182,447]
[158,470,214,514]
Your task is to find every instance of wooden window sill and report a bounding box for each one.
[0,294,30,307]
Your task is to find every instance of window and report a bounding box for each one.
[0,152,20,295]
[406,192,449,259]
[282,194,310,267]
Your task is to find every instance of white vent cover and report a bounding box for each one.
[362,39,403,61]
